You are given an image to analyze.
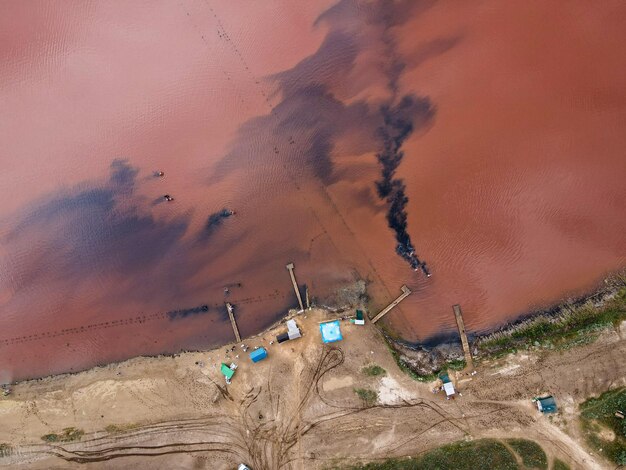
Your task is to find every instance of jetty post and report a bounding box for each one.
[452,304,473,370]
[226,302,241,343]
[371,285,412,323]
[286,263,305,311]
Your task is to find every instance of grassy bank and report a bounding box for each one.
[382,274,624,381]
[478,277,626,359]
[336,438,556,470]
[579,387,626,466]
[505,438,547,469]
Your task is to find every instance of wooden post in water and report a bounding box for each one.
[452,304,473,370]
[226,302,241,343]
[371,285,412,324]
[286,263,305,311]
[305,286,311,310]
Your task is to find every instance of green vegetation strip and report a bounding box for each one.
[480,283,626,358]
[506,438,547,469]
[41,427,84,443]
[340,438,521,470]
[362,365,386,377]
[105,423,140,434]
[552,459,570,470]
[579,387,626,466]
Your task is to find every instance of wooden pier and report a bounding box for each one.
[286,263,305,311]
[452,304,473,370]
[371,285,412,323]
[226,302,241,343]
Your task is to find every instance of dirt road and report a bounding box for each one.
[1,309,624,469]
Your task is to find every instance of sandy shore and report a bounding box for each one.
[0,308,624,469]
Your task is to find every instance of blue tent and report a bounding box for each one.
[320,320,343,343]
[249,348,268,363]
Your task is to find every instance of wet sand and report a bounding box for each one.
[1,0,625,380]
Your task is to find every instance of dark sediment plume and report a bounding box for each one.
[375,96,434,276]
[167,304,210,321]
[201,208,235,238]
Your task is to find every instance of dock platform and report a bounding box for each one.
[226,302,241,343]
[452,304,473,370]
[371,285,411,324]
[286,263,305,311]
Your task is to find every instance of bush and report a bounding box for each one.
[0,443,12,457]
[362,365,386,377]
[105,423,139,434]
[354,388,378,406]
[41,427,84,443]
[552,458,570,470]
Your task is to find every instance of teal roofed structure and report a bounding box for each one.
[221,363,235,380]
[536,396,557,413]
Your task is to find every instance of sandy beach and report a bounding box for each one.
[0,307,624,469]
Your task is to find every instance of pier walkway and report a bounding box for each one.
[226,302,241,343]
[371,285,412,324]
[452,304,473,370]
[286,263,304,311]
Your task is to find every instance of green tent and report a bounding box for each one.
[221,363,235,380]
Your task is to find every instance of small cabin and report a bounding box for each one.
[249,347,268,363]
[439,372,456,398]
[221,363,235,382]
[287,319,301,340]
[536,396,557,413]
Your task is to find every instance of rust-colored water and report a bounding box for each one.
[1,0,625,381]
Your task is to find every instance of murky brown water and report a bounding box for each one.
[1,0,625,381]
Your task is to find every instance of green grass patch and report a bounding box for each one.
[41,427,84,443]
[480,284,626,359]
[552,458,570,470]
[579,387,626,466]
[446,359,467,371]
[354,388,378,407]
[104,423,140,434]
[340,438,520,469]
[362,365,386,377]
[0,443,12,457]
[506,439,547,469]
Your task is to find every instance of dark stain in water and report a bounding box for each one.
[1,0,625,381]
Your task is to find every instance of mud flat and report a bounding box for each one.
[0,305,624,469]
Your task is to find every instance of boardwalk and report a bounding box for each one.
[226,302,241,343]
[286,263,305,311]
[371,285,412,323]
[452,304,473,370]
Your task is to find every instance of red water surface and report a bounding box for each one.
[0,0,625,381]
